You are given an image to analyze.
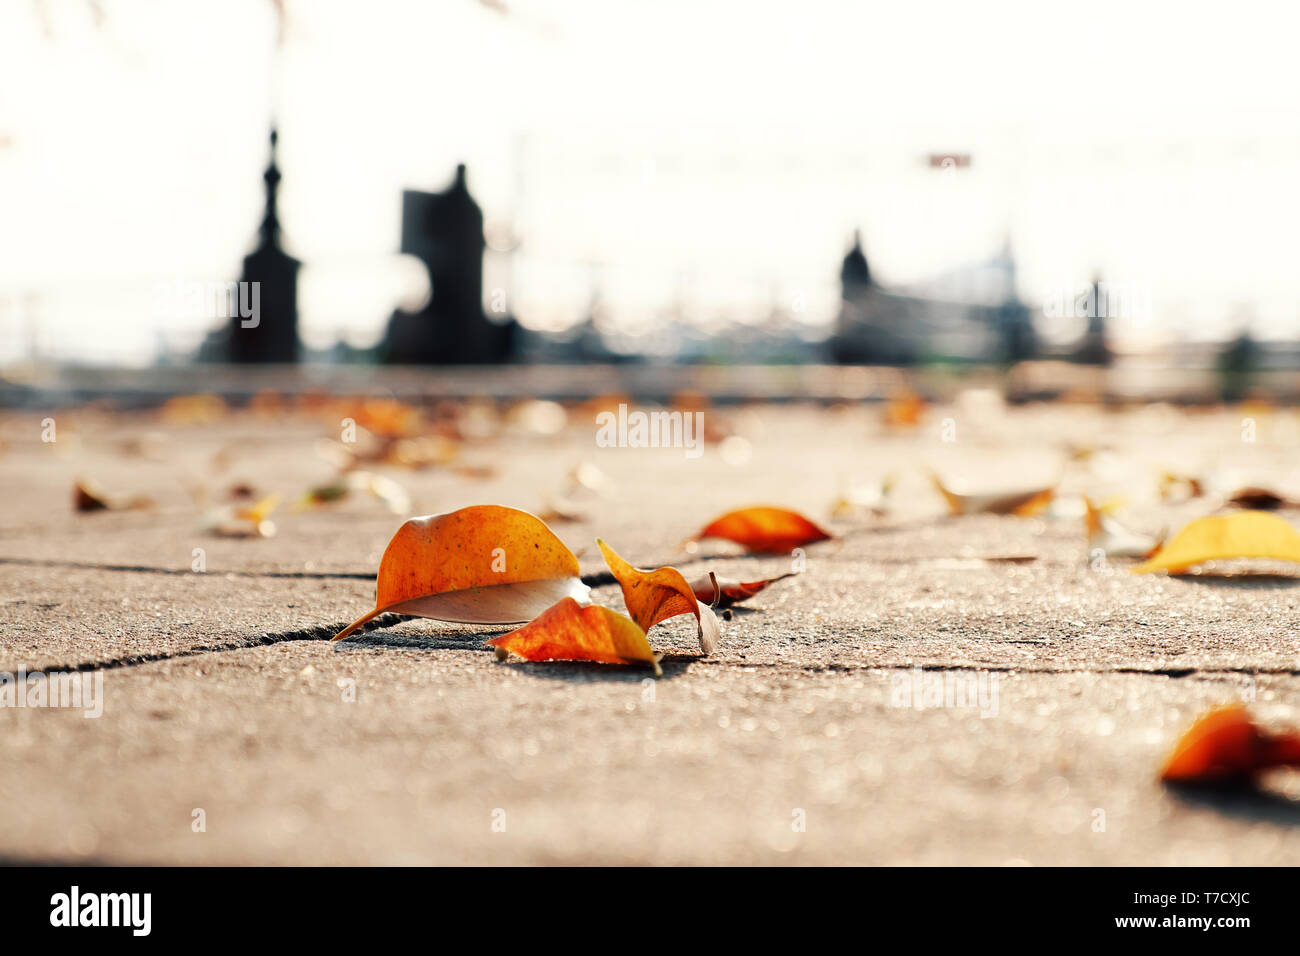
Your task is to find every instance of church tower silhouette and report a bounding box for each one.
[228,129,301,363]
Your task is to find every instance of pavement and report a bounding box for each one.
[1,394,1299,864]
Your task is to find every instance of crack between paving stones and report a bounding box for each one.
[0,556,621,586]
[20,613,415,677]
[0,555,1084,590]
[27,627,1300,680]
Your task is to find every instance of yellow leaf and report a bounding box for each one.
[1133,511,1300,574]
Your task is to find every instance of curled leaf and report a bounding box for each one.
[74,479,110,512]
[333,505,589,641]
[73,478,152,513]
[598,539,720,654]
[932,473,1055,516]
[1133,511,1300,574]
[688,571,796,609]
[487,597,662,676]
[694,506,831,555]
[1160,705,1300,784]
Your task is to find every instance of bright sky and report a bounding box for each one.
[2,0,1298,363]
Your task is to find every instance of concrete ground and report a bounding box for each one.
[1,396,1299,864]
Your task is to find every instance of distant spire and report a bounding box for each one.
[258,128,283,249]
[841,229,871,289]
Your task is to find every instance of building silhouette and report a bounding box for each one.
[1073,275,1112,366]
[989,239,1036,364]
[830,231,915,364]
[229,129,300,363]
[828,229,1038,365]
[383,164,515,364]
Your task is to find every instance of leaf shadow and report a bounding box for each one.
[1169,572,1300,589]
[1166,780,1300,826]
[331,625,511,653]
[499,653,697,683]
[332,626,697,682]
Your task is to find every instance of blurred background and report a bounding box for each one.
[2,0,1298,402]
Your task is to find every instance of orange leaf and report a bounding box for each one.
[1160,705,1300,784]
[597,539,720,654]
[689,572,796,608]
[694,506,831,554]
[882,389,926,427]
[333,505,589,641]
[487,597,662,676]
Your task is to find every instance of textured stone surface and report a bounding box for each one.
[1,401,1298,863]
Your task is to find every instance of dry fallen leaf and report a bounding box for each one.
[1161,704,1300,784]
[350,398,422,439]
[74,479,110,512]
[882,389,926,427]
[73,478,152,513]
[1133,511,1300,574]
[1084,497,1161,559]
[830,476,895,520]
[688,571,796,609]
[204,492,281,538]
[160,393,227,426]
[487,597,661,676]
[333,505,590,641]
[384,435,460,470]
[297,471,411,515]
[1158,471,1205,502]
[1226,486,1299,511]
[694,506,832,554]
[931,473,1055,517]
[537,494,586,524]
[597,539,721,654]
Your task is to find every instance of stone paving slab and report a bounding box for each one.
[2,402,1299,864]
[0,646,1295,865]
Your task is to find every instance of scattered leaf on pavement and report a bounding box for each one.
[932,473,1055,516]
[882,389,925,427]
[297,471,411,515]
[333,505,590,641]
[688,571,796,609]
[1226,486,1299,511]
[487,597,662,676]
[694,506,832,554]
[1133,511,1300,574]
[1158,471,1205,502]
[1160,704,1300,784]
[1084,497,1161,559]
[597,539,721,654]
[204,492,281,538]
[73,478,152,513]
